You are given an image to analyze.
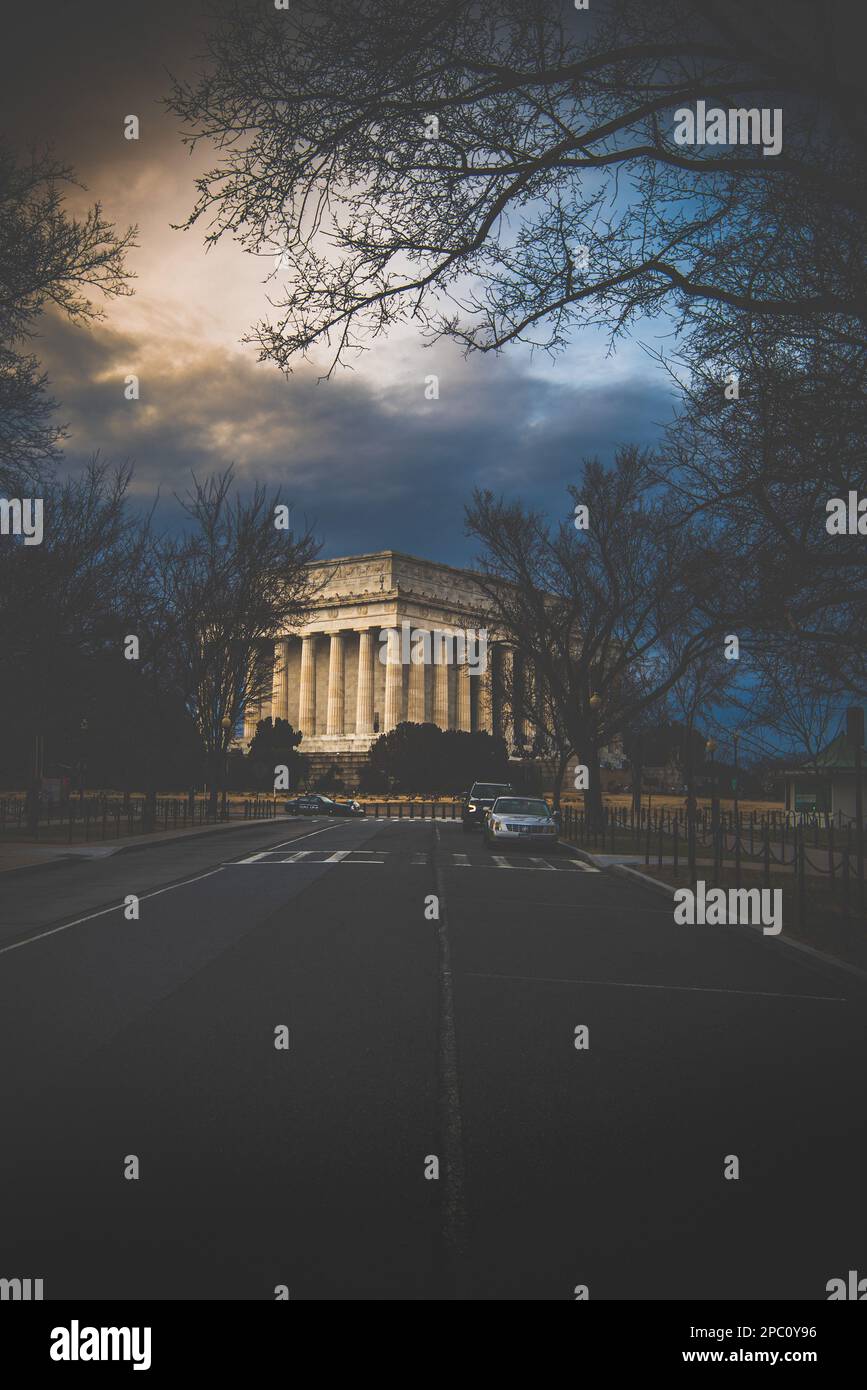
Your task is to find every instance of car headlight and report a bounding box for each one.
[467,803,476,812]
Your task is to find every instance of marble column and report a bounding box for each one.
[383,630,403,730]
[272,638,290,723]
[432,632,450,729]
[457,661,472,731]
[355,629,375,735]
[407,630,427,723]
[298,635,316,736]
[478,654,494,734]
[501,646,515,749]
[524,658,540,749]
[513,652,526,748]
[326,631,345,735]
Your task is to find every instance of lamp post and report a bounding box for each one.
[78,718,89,808]
[705,737,719,876]
[221,715,232,820]
[587,693,602,830]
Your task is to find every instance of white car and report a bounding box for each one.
[483,796,560,847]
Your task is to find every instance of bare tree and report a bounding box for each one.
[156,470,320,811]
[167,0,865,375]
[657,336,867,692]
[0,143,136,491]
[465,446,728,826]
[0,459,147,826]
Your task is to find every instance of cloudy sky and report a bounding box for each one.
[3,0,678,566]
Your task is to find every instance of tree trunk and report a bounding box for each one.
[685,739,697,878]
[585,743,604,830]
[208,750,220,817]
[551,746,571,811]
[631,753,643,820]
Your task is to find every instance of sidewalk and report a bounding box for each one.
[0,814,290,876]
[574,847,867,985]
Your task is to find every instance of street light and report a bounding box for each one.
[705,737,719,872]
[221,715,232,820]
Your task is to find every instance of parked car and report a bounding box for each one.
[461,781,514,831]
[482,795,560,847]
[285,793,365,817]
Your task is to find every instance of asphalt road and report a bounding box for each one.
[0,815,864,1300]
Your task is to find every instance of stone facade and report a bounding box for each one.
[242,550,531,761]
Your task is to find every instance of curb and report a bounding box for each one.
[610,862,678,897]
[0,815,291,879]
[558,843,604,868]
[607,862,867,988]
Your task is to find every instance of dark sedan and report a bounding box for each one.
[460,781,514,831]
[285,793,365,817]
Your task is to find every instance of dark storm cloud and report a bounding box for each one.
[1,0,207,163]
[5,0,677,568]
[38,313,676,565]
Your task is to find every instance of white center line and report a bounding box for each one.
[463,971,845,1002]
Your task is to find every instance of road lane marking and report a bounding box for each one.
[231,823,340,862]
[0,868,226,958]
[324,850,351,862]
[452,853,470,866]
[1,822,350,956]
[462,971,845,1002]
[491,855,514,868]
[528,857,556,870]
[282,850,313,862]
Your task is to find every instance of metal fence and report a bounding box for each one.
[340,801,462,819]
[0,794,279,842]
[559,803,866,930]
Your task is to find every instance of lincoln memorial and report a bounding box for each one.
[243,550,531,772]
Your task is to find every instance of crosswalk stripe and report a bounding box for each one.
[324,850,351,863]
[411,852,429,864]
[528,857,556,870]
[452,853,470,866]
[492,855,515,868]
[282,850,312,862]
